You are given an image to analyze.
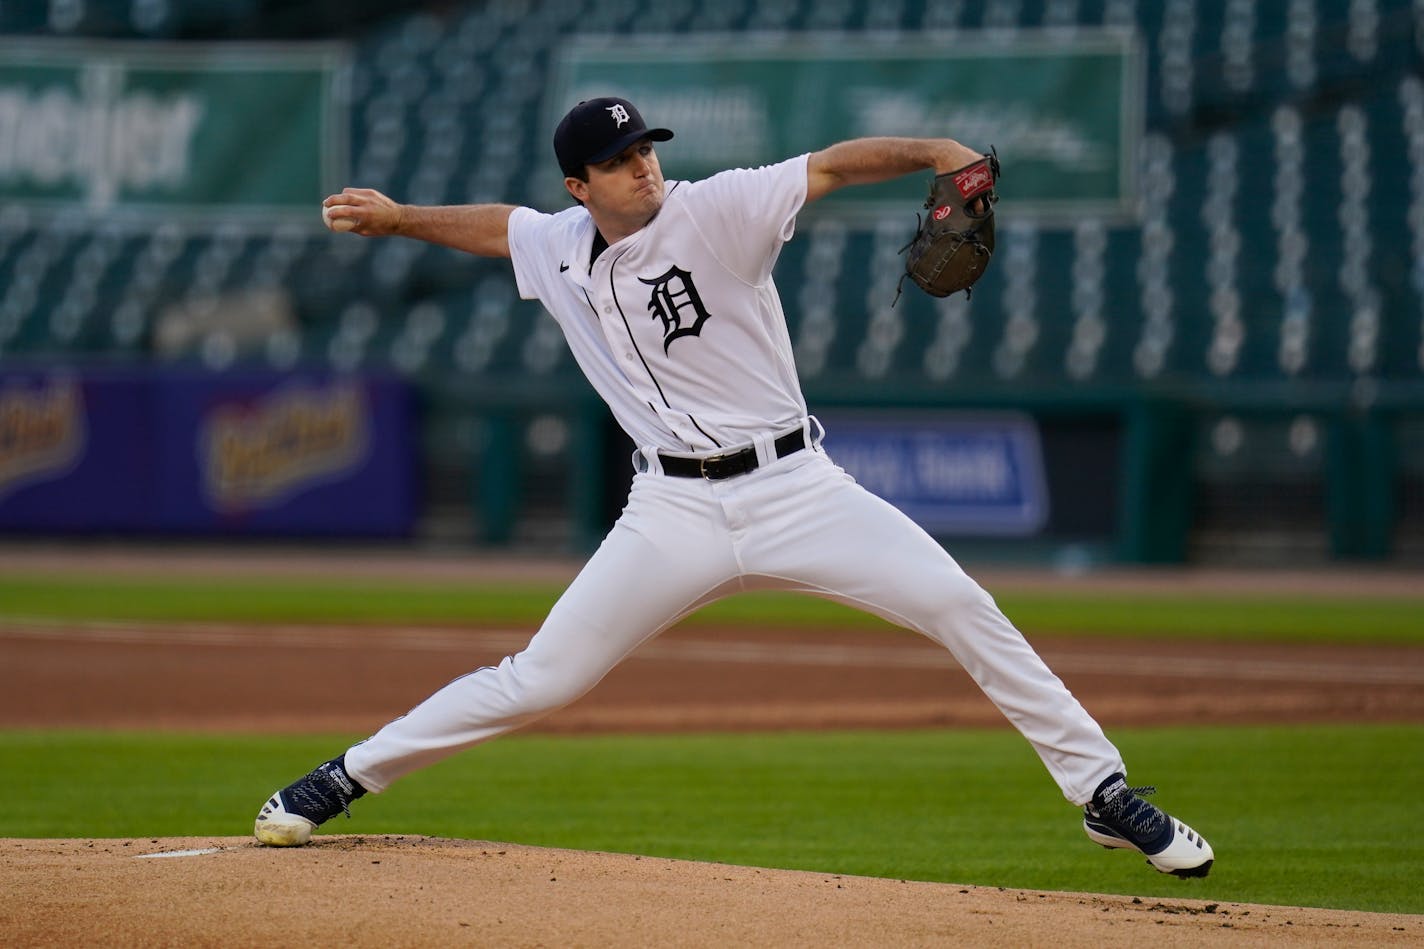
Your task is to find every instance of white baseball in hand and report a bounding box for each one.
[322,204,357,232]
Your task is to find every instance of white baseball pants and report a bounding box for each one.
[345,430,1124,807]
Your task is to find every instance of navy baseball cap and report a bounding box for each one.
[554,97,673,178]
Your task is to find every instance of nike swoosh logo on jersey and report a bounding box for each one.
[559,261,570,272]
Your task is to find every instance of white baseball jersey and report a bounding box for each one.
[507,155,811,453]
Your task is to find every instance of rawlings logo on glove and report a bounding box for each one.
[951,162,996,199]
[898,148,1000,301]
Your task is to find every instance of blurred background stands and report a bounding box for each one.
[1,0,1421,560]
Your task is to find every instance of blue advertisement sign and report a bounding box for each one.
[0,368,417,536]
[821,411,1049,536]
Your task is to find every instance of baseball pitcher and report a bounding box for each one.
[255,97,1213,878]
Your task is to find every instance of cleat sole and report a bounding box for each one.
[1167,858,1213,879]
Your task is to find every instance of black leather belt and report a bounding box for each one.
[660,430,808,480]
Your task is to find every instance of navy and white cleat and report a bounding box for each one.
[1083,773,1214,878]
[254,754,366,847]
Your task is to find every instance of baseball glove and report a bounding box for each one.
[899,149,1000,300]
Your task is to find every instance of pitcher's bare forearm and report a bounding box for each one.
[804,137,983,203]
[389,202,516,258]
[322,188,515,258]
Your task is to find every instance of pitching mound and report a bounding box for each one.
[3,836,1419,947]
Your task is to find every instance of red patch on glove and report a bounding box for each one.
[953,161,995,199]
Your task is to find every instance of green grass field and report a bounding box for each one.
[3,568,1423,914]
[2,725,1421,913]
[3,572,1423,643]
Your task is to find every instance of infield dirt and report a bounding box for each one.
[4,836,1422,947]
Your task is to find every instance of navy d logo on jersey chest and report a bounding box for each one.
[640,265,711,353]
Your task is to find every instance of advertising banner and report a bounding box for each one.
[0,371,154,530]
[154,373,414,534]
[0,40,348,225]
[820,411,1049,536]
[0,369,416,536]
[547,29,1142,221]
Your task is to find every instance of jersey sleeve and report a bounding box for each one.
[680,153,810,285]
[507,206,560,302]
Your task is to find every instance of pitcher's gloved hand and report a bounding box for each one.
[900,149,1000,300]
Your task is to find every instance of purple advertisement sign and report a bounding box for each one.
[0,371,155,530]
[0,368,417,536]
